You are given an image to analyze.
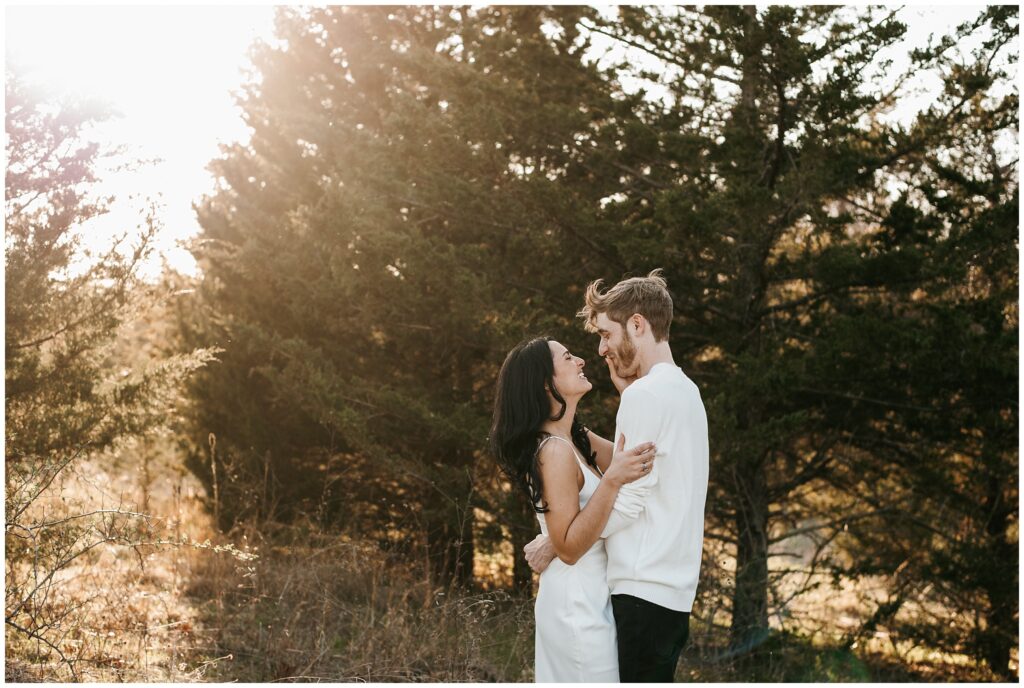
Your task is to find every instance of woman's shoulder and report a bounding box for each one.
[535,436,579,467]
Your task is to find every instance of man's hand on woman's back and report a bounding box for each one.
[524,533,558,573]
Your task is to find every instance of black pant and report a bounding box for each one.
[612,594,690,683]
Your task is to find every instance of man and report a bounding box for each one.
[524,269,709,682]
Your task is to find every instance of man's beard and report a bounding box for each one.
[612,330,640,378]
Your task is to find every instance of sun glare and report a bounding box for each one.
[5,5,276,279]
[4,5,1010,282]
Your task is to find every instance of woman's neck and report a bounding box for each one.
[541,398,577,439]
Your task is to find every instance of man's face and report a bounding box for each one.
[594,312,639,378]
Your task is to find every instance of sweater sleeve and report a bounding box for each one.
[601,387,664,537]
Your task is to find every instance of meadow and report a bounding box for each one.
[5,438,1005,682]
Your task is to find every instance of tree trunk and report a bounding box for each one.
[726,4,772,656]
[731,454,770,651]
[979,473,1017,680]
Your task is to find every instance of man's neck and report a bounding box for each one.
[637,341,675,378]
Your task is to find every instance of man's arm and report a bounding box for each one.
[601,387,665,537]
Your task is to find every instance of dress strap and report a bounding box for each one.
[538,434,578,457]
[535,434,561,453]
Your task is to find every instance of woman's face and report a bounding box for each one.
[548,340,591,399]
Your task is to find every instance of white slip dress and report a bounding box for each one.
[533,435,619,683]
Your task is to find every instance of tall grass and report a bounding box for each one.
[5,437,1008,682]
[4,438,536,682]
[4,439,240,682]
[186,519,534,682]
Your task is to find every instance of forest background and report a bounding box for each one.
[5,4,1019,682]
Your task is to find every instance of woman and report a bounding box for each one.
[490,336,657,682]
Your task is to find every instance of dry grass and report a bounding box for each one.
[680,536,1012,682]
[5,439,246,682]
[184,522,534,682]
[5,439,1012,682]
[4,439,534,682]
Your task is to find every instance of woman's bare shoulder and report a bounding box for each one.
[536,437,577,470]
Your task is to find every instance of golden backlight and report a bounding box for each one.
[5,4,276,279]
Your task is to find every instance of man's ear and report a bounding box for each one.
[631,313,645,337]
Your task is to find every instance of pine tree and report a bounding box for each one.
[572,5,1016,657]
[185,6,626,587]
[825,7,1018,676]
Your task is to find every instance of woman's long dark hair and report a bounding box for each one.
[489,336,597,513]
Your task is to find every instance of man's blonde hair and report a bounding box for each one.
[578,269,673,342]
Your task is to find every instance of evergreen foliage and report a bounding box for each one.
[576,6,1017,666]
[182,5,1017,675]
[185,6,629,585]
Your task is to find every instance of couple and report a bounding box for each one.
[490,270,709,683]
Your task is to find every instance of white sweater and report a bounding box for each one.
[600,362,709,612]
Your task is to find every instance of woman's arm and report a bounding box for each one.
[537,437,655,565]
